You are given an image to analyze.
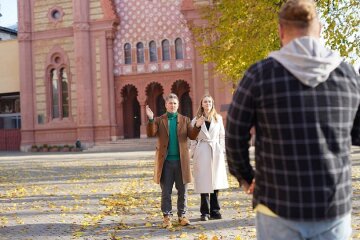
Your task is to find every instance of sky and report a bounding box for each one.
[0,0,17,27]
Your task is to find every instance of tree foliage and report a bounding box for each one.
[191,0,360,83]
[318,0,360,60]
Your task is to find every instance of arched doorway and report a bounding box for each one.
[121,85,141,138]
[171,80,193,118]
[180,92,193,118]
[146,82,165,118]
[156,95,166,116]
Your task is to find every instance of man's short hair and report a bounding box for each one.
[165,93,179,102]
[279,0,318,29]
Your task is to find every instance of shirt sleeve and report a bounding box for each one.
[147,117,159,137]
[352,104,360,146]
[226,68,256,185]
[189,118,198,158]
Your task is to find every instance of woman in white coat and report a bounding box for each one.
[190,95,229,221]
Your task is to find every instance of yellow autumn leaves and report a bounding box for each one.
[1,151,360,239]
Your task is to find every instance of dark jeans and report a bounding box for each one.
[200,190,220,216]
[160,160,188,217]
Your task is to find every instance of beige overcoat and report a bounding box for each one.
[190,115,229,193]
[147,113,200,184]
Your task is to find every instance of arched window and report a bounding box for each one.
[136,42,145,64]
[60,68,69,118]
[149,41,157,62]
[46,50,71,121]
[51,69,59,118]
[175,38,184,60]
[162,39,170,61]
[180,92,192,118]
[124,43,132,64]
[50,67,70,119]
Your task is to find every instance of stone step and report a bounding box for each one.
[84,138,157,152]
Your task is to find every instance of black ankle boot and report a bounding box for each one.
[210,212,222,220]
[200,214,210,221]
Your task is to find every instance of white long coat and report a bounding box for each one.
[190,114,229,193]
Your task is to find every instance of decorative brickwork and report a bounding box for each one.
[113,0,193,76]
[101,0,118,20]
[73,23,90,32]
[33,38,76,124]
[33,0,73,32]
[90,0,104,20]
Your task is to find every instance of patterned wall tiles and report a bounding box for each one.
[113,0,193,76]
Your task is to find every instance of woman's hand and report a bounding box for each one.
[195,116,205,128]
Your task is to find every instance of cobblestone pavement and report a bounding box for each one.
[0,148,360,240]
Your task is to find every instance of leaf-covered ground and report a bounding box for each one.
[0,149,359,240]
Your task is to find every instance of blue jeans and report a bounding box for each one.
[256,212,352,240]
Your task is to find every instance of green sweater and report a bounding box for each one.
[166,112,180,161]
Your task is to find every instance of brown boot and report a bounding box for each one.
[162,215,172,228]
[178,216,190,226]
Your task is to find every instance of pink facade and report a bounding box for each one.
[18,0,233,151]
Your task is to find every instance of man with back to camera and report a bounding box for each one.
[226,0,360,239]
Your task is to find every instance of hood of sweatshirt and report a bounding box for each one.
[269,36,343,87]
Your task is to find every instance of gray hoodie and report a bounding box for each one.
[269,36,343,87]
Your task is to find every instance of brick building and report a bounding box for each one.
[18,0,233,151]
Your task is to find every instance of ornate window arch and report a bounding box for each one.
[175,38,184,60]
[162,39,170,61]
[136,42,145,64]
[124,43,132,64]
[149,40,157,62]
[46,51,71,120]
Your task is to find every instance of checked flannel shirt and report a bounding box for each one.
[226,58,360,221]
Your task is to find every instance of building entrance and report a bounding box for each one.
[121,85,141,138]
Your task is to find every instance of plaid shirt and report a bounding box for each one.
[226,58,360,221]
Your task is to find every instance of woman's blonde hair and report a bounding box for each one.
[195,94,218,122]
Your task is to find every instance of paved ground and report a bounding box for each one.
[0,148,360,240]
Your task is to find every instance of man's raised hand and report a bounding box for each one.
[146,105,154,119]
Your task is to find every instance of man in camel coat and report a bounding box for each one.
[146,93,204,228]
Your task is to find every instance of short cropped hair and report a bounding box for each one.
[279,0,318,29]
[165,93,179,102]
